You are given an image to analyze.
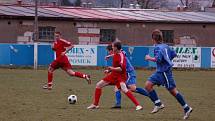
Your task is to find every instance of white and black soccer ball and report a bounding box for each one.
[68,95,77,104]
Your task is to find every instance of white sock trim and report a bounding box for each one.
[183,104,188,109]
[155,99,161,104]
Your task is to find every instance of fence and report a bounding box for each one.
[0,44,213,68]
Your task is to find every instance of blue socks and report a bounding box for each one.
[115,90,121,106]
[148,90,161,106]
[136,87,149,96]
[175,93,189,111]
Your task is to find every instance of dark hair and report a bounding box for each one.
[106,44,113,51]
[152,29,163,44]
[113,41,122,50]
[55,31,62,35]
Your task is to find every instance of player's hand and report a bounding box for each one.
[105,56,110,60]
[145,55,151,60]
[51,44,55,50]
[61,51,66,56]
[107,66,113,71]
[104,69,110,74]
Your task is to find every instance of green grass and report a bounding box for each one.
[0,68,214,121]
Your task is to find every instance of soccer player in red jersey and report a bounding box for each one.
[43,32,91,90]
[87,41,142,110]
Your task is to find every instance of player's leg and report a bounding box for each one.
[112,86,121,108]
[135,86,149,96]
[169,88,193,119]
[120,82,142,110]
[65,69,91,84]
[164,70,192,119]
[62,58,91,84]
[145,80,164,113]
[127,75,148,96]
[43,62,57,90]
[87,80,109,109]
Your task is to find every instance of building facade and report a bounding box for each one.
[0,5,215,46]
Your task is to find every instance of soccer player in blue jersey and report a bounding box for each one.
[105,44,148,109]
[144,29,193,120]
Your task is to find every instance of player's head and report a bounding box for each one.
[152,29,163,44]
[55,31,61,40]
[106,44,113,54]
[112,41,122,53]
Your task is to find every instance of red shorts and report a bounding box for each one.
[50,56,72,70]
[103,73,127,89]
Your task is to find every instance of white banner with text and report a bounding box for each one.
[173,47,201,68]
[66,45,97,66]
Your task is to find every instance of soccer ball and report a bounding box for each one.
[68,95,77,104]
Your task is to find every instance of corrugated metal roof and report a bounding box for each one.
[1,5,215,23]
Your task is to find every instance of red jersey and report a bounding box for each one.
[112,52,127,78]
[53,39,72,58]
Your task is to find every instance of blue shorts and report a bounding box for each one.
[126,71,136,85]
[148,70,176,90]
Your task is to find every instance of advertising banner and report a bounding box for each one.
[66,45,97,66]
[172,47,201,68]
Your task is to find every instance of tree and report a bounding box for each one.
[213,0,215,6]
[180,0,189,7]
[136,0,150,8]
[120,0,123,7]
[61,0,82,6]
[135,0,162,9]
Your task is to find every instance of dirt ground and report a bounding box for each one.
[0,68,214,121]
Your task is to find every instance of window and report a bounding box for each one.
[39,26,55,41]
[161,30,174,44]
[100,29,116,43]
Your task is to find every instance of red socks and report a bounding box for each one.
[48,71,53,87]
[74,72,85,78]
[125,91,140,106]
[93,88,102,106]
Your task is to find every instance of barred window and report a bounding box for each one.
[100,29,116,43]
[39,26,55,41]
[161,30,174,44]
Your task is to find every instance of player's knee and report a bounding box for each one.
[145,81,154,92]
[128,85,136,92]
[169,88,178,96]
[120,83,128,93]
[114,86,119,92]
[48,67,54,73]
[67,69,75,76]
[96,80,105,88]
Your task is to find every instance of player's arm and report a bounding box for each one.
[145,47,162,62]
[65,44,74,53]
[105,54,114,60]
[61,39,74,56]
[170,49,177,60]
[107,66,122,72]
[145,55,156,62]
[51,43,56,51]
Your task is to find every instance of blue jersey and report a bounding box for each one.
[121,50,135,74]
[154,44,177,72]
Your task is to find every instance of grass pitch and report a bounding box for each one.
[0,68,214,121]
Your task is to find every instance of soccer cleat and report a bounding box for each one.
[87,104,99,109]
[183,107,193,120]
[42,84,52,90]
[85,75,92,84]
[151,104,165,114]
[111,105,121,109]
[136,105,143,111]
